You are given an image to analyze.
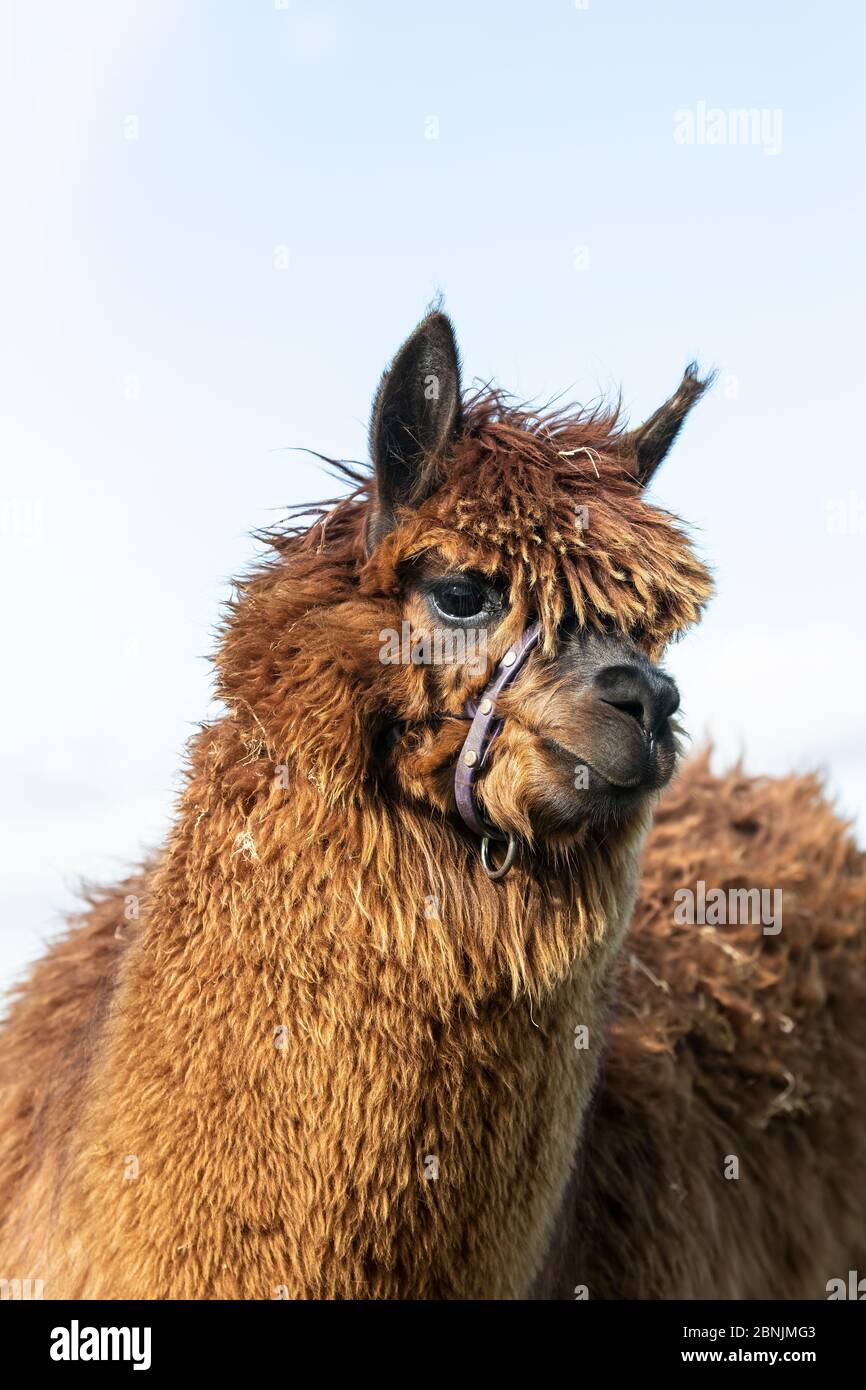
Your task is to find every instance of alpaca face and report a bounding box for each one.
[361,311,713,847]
[377,556,684,842]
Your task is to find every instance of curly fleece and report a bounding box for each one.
[0,387,863,1300]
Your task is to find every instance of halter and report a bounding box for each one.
[387,619,542,882]
[452,619,542,878]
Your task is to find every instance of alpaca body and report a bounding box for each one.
[1,753,863,1299]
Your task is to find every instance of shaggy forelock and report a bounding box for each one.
[362,386,713,658]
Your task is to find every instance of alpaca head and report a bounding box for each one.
[218,310,713,860]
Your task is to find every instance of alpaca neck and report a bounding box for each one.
[67,725,647,1299]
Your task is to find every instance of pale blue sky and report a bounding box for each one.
[1,0,864,988]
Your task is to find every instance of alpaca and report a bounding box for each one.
[1,311,864,1300]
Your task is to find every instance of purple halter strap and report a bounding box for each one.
[383,619,542,879]
[453,619,542,842]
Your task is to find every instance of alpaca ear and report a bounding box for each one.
[625,363,712,486]
[367,311,462,550]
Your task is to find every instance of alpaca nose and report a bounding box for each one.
[593,664,680,739]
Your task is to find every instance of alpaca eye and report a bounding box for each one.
[430,576,490,621]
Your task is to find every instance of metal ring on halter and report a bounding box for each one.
[480,831,518,881]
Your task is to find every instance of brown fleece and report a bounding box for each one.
[0,374,862,1300]
[534,753,866,1298]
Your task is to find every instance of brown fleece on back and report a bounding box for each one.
[534,753,866,1297]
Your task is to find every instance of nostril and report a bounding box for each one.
[594,664,680,739]
[612,699,646,727]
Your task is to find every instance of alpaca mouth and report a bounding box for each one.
[545,723,678,797]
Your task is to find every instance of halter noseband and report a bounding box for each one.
[452,619,541,877]
[384,620,542,880]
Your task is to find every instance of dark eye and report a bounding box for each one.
[429,576,492,621]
